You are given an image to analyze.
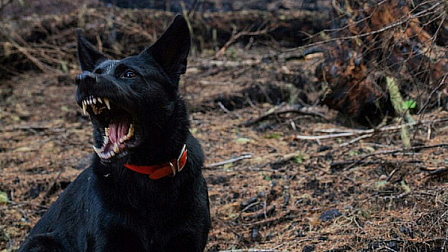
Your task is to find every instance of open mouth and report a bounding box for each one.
[81,95,136,161]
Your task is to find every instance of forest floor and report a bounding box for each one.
[1,42,448,251]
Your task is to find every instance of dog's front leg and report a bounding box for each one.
[162,231,208,252]
[19,233,66,252]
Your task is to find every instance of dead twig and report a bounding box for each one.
[296,132,361,140]
[244,105,328,127]
[330,159,423,171]
[285,1,443,53]
[297,118,448,140]
[9,39,56,73]
[217,101,242,119]
[339,134,374,147]
[216,29,270,58]
[417,74,448,115]
[341,144,448,170]
[421,167,448,176]
[204,154,252,169]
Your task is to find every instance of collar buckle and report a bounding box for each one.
[169,162,176,177]
[176,144,187,173]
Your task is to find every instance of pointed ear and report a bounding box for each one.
[141,15,191,83]
[77,29,108,72]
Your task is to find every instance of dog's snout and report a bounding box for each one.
[76,71,97,86]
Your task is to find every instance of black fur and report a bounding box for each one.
[19,15,211,252]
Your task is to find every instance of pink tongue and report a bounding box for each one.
[109,120,128,144]
[102,119,129,153]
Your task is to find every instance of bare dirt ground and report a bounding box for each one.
[1,42,448,251]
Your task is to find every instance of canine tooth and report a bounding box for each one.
[98,97,103,103]
[113,143,119,153]
[82,103,87,115]
[104,98,110,110]
[93,146,101,155]
[127,124,134,138]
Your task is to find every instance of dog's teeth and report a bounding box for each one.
[82,102,87,115]
[93,146,101,155]
[93,98,97,104]
[94,106,100,115]
[104,98,110,110]
[97,97,103,103]
[113,143,119,153]
[105,128,109,137]
[91,105,98,115]
[127,124,134,139]
[103,136,109,145]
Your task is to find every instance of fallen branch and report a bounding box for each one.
[9,39,55,73]
[339,133,374,147]
[340,144,448,170]
[296,132,359,140]
[297,118,448,140]
[215,29,270,58]
[204,154,252,169]
[420,167,448,176]
[244,105,328,127]
[331,159,423,171]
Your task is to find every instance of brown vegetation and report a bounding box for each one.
[1,0,448,251]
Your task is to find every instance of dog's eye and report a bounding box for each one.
[121,71,136,79]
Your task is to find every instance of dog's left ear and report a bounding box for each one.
[141,15,191,84]
[77,29,108,72]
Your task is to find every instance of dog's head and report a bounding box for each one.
[75,15,190,163]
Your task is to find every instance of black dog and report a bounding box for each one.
[19,15,210,252]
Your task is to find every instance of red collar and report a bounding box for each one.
[124,144,187,179]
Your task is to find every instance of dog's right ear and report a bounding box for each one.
[140,15,191,84]
[77,29,107,72]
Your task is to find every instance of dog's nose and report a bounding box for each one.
[76,71,96,85]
